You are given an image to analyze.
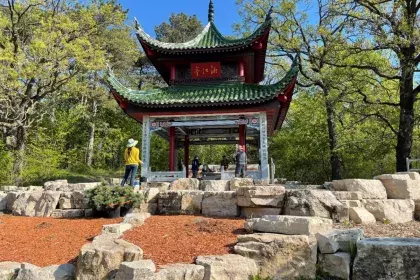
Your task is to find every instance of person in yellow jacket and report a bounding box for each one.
[121,138,143,186]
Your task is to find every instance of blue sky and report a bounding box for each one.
[118,0,241,36]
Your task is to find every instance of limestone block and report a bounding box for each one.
[34,191,61,217]
[155,263,205,280]
[28,186,43,192]
[0,192,7,211]
[180,191,203,214]
[102,223,133,235]
[284,189,348,222]
[12,191,43,216]
[170,179,199,191]
[234,233,317,280]
[147,182,171,191]
[145,188,160,203]
[6,192,20,212]
[375,173,420,199]
[137,202,158,214]
[0,262,26,280]
[318,252,351,280]
[44,180,68,191]
[158,191,182,214]
[58,192,72,209]
[122,213,151,226]
[340,200,363,208]
[245,215,333,235]
[415,199,420,220]
[229,178,254,190]
[241,207,280,218]
[397,171,420,180]
[353,238,420,280]
[202,191,239,217]
[316,228,364,254]
[331,179,387,199]
[0,186,17,192]
[84,209,93,218]
[253,179,270,186]
[15,263,75,280]
[76,238,142,280]
[237,186,285,208]
[199,180,229,192]
[114,260,156,280]
[50,209,85,219]
[195,254,258,280]
[332,191,363,201]
[362,199,414,223]
[349,207,376,225]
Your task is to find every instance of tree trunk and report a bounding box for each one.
[13,125,27,185]
[86,100,97,167]
[396,58,415,171]
[324,90,341,180]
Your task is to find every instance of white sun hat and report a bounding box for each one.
[126,138,138,147]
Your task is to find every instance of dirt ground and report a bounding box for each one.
[0,215,122,267]
[122,215,246,267]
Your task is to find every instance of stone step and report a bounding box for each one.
[332,191,363,200]
[341,200,363,208]
[50,209,85,218]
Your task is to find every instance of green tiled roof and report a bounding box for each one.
[135,19,271,52]
[105,61,298,107]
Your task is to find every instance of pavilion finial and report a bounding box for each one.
[134,17,139,29]
[208,0,214,22]
[265,6,273,21]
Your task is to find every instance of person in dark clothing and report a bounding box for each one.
[191,156,200,178]
[220,155,229,171]
[235,145,247,178]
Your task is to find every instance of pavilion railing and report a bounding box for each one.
[220,166,262,180]
[406,157,420,172]
[147,166,186,182]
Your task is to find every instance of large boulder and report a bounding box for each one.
[12,191,43,216]
[155,264,205,280]
[415,199,420,220]
[332,191,363,201]
[6,192,21,212]
[202,191,239,217]
[241,207,280,218]
[353,238,420,280]
[15,263,75,280]
[375,173,420,199]
[50,209,85,218]
[196,254,258,280]
[0,262,29,280]
[0,192,7,211]
[144,188,160,203]
[237,185,285,208]
[234,233,317,280]
[122,213,151,226]
[284,190,348,222]
[34,191,62,217]
[331,179,387,199]
[229,178,254,190]
[75,238,142,280]
[44,180,68,191]
[58,191,86,209]
[316,228,364,254]
[362,199,414,223]
[245,215,333,235]
[170,179,199,191]
[158,191,182,214]
[349,207,376,225]
[147,182,170,191]
[318,252,351,280]
[199,180,229,192]
[114,260,156,280]
[180,191,203,214]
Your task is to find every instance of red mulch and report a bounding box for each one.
[0,215,122,267]
[123,215,246,267]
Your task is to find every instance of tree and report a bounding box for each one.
[154,13,204,43]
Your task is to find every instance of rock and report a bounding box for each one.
[114,260,156,280]
[415,199,420,220]
[123,213,151,226]
[234,233,317,280]
[180,191,203,214]
[6,192,21,212]
[34,191,61,217]
[76,238,142,280]
[316,228,364,254]
[84,209,93,217]
[284,190,348,222]
[241,207,280,218]
[28,186,43,192]
[362,199,414,223]
[253,179,270,186]
[318,252,351,280]
[353,238,420,280]
[202,191,239,217]
[59,191,87,209]
[0,192,6,211]
[156,264,205,280]
[332,191,363,201]
[109,178,121,186]
[397,171,420,180]
[145,188,160,203]
[199,180,229,192]
[50,209,85,218]
[0,261,24,280]
[147,182,171,191]
[158,191,182,214]
[331,179,387,199]
[237,186,285,208]
[77,182,101,191]
[102,223,133,235]
[170,179,199,191]
[15,263,75,280]
[137,202,158,214]
[196,254,258,280]
[58,192,72,209]
[44,180,68,191]
[245,215,333,235]
[340,200,363,208]
[0,186,17,192]
[375,173,420,199]
[349,207,376,224]
[12,191,43,216]
[229,178,254,190]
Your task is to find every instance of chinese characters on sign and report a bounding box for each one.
[191,62,221,79]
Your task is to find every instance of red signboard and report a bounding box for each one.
[191,62,221,79]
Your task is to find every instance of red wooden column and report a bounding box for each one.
[239,124,246,150]
[184,135,189,177]
[169,127,176,171]
[238,61,244,77]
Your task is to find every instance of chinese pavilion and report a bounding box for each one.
[105,1,298,181]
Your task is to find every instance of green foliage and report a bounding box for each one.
[85,185,143,210]
[252,275,272,280]
[154,13,203,43]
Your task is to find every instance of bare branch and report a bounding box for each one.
[325,61,401,80]
[356,89,400,106]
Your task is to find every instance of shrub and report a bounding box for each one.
[86,185,143,210]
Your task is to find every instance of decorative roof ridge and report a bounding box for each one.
[208,0,214,22]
